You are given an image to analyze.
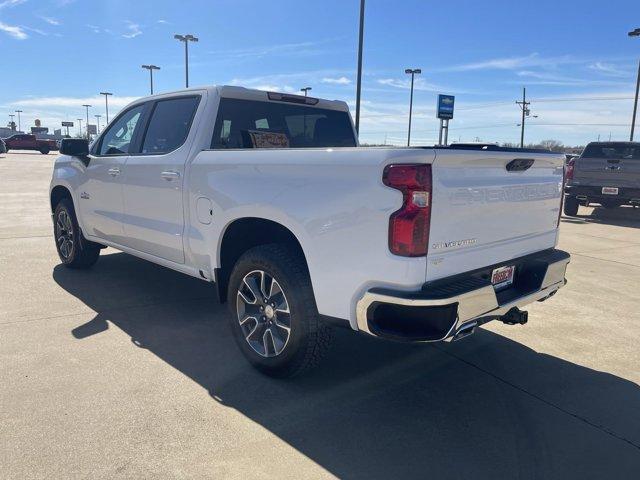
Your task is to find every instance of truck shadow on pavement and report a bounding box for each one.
[562,206,640,229]
[54,252,640,479]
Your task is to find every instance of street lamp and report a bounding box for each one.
[300,87,312,97]
[15,110,22,132]
[141,64,160,94]
[629,28,640,141]
[404,68,421,146]
[82,104,91,140]
[95,114,102,134]
[174,34,198,88]
[99,92,113,124]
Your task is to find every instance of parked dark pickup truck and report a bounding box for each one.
[564,141,640,215]
[3,134,58,154]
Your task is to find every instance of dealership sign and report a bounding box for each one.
[437,94,455,120]
[61,121,74,127]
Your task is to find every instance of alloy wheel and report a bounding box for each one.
[236,269,291,357]
[55,210,74,260]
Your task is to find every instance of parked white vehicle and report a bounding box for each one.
[50,86,570,376]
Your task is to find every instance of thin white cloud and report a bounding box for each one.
[40,16,61,26]
[0,21,28,40]
[86,24,101,34]
[0,0,27,9]
[444,53,578,72]
[322,76,351,85]
[208,39,339,59]
[588,62,629,77]
[122,22,142,39]
[377,77,459,93]
[157,19,168,24]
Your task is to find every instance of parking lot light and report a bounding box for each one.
[629,28,640,141]
[174,34,198,88]
[82,105,91,140]
[404,68,421,146]
[300,87,312,97]
[99,92,113,124]
[141,65,160,95]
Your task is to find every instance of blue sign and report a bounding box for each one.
[437,94,455,120]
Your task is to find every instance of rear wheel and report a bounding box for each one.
[53,198,100,268]
[227,244,332,377]
[563,196,579,216]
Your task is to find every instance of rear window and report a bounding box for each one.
[211,98,356,149]
[582,143,640,160]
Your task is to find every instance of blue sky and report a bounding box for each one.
[1,0,639,145]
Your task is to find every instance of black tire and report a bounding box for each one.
[53,198,100,269]
[40,147,50,155]
[227,244,332,378]
[563,196,579,216]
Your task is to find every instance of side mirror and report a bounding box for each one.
[60,138,89,157]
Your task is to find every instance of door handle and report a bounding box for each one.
[108,167,121,177]
[161,170,181,181]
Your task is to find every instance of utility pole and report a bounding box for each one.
[141,65,160,94]
[404,68,421,146]
[516,87,530,148]
[354,0,365,136]
[300,87,312,97]
[629,28,640,141]
[82,105,91,140]
[95,114,102,134]
[100,92,112,124]
[15,110,22,132]
[174,34,198,88]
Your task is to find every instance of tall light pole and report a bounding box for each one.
[95,114,102,134]
[516,87,532,148]
[404,68,421,146]
[82,104,91,140]
[141,64,160,94]
[300,87,312,97]
[354,0,365,136]
[77,118,83,138]
[174,34,198,88]
[15,110,22,132]
[99,92,113,124]
[629,28,640,141]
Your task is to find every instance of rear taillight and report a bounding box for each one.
[382,164,432,257]
[557,161,569,227]
[565,159,575,181]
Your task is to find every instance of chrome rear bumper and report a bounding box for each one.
[356,249,570,342]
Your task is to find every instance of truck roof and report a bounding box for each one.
[127,85,350,113]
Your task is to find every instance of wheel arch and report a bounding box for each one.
[50,184,73,213]
[216,217,310,304]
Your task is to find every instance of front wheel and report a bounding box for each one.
[563,196,579,216]
[53,199,100,268]
[40,147,50,155]
[227,244,332,377]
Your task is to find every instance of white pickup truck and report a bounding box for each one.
[50,86,570,376]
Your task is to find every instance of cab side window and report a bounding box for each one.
[141,96,200,155]
[98,104,145,156]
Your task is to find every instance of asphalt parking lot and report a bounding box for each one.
[1,151,639,479]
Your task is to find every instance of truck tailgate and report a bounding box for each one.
[426,149,564,281]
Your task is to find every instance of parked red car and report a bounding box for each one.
[3,134,58,154]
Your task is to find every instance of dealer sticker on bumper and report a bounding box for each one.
[602,187,619,195]
[491,265,515,290]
